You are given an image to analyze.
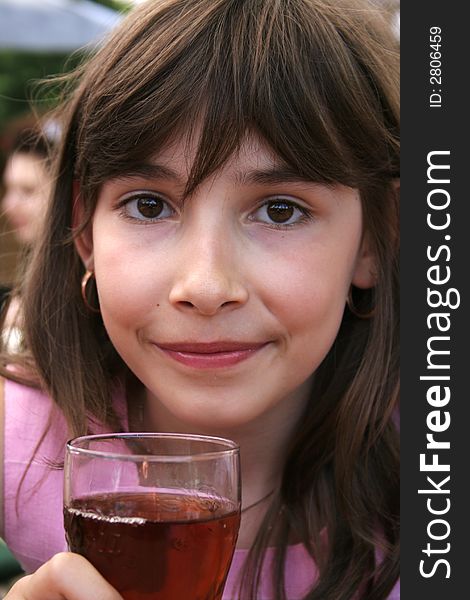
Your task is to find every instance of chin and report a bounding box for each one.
[164,401,266,434]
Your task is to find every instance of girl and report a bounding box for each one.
[0,0,400,598]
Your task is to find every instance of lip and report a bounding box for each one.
[154,341,269,369]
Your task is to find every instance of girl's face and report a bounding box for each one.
[79,135,374,432]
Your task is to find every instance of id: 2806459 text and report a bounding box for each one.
[429,26,443,108]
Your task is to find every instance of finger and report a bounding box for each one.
[6,553,123,600]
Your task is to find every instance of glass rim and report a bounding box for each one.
[66,432,240,462]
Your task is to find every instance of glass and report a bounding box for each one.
[64,432,241,600]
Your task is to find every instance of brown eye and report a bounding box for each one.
[266,201,295,223]
[121,193,173,222]
[137,197,164,218]
[250,198,308,227]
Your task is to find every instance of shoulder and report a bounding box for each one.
[1,376,68,480]
[0,376,69,569]
[2,376,58,434]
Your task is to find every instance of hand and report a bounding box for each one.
[5,553,123,600]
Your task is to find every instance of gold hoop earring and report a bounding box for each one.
[346,287,375,320]
[81,270,100,313]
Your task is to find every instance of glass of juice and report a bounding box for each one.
[64,432,241,600]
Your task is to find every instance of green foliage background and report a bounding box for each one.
[0,51,83,130]
[0,0,130,134]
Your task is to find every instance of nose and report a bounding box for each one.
[168,231,249,316]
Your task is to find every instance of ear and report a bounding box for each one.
[351,234,376,290]
[352,179,399,289]
[72,180,94,270]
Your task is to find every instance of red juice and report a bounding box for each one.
[64,491,240,600]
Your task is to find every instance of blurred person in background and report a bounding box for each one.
[0,120,57,351]
[1,125,54,247]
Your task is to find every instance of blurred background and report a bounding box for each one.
[0,0,133,288]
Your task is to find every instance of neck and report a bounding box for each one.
[137,377,312,548]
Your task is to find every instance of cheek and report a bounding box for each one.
[29,195,47,220]
[261,250,351,330]
[93,239,170,328]
[260,246,355,377]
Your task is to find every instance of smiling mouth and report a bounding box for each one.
[153,341,269,369]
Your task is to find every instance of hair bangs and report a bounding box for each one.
[71,0,398,201]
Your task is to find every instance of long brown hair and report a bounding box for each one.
[1,0,399,598]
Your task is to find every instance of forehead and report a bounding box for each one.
[110,130,322,194]
[4,152,45,184]
[152,131,282,176]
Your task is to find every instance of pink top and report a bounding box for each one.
[2,379,399,599]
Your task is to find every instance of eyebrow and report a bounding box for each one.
[116,163,317,187]
[117,163,181,182]
[233,167,316,186]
